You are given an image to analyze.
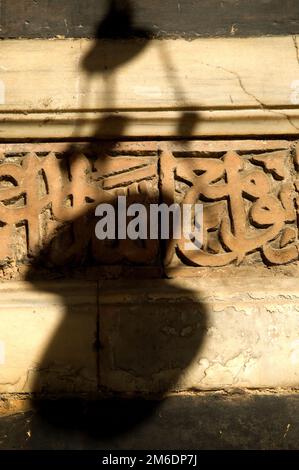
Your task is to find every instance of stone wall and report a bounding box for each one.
[0,139,299,400]
[0,33,299,415]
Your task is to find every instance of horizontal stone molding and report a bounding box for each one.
[1,278,299,394]
[2,109,299,139]
[1,37,299,137]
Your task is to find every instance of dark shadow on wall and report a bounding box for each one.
[27,276,208,443]
[78,0,200,143]
[21,0,205,444]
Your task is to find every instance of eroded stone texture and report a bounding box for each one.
[99,278,299,392]
[1,277,299,394]
[161,141,299,273]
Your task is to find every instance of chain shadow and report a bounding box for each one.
[21,0,206,445]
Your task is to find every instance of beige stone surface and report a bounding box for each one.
[99,278,299,392]
[0,37,299,137]
[0,37,297,110]
[1,278,299,395]
[0,282,98,393]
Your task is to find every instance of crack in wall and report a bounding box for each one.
[200,61,265,109]
[201,61,299,132]
[293,35,299,67]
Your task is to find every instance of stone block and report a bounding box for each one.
[0,281,98,393]
[99,278,299,392]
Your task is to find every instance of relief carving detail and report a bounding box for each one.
[0,141,298,275]
[162,143,299,269]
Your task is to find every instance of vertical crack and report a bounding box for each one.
[292,35,299,67]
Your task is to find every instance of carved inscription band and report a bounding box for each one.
[0,141,298,275]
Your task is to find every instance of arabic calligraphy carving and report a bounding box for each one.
[162,143,299,268]
[0,144,159,266]
[0,141,298,273]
